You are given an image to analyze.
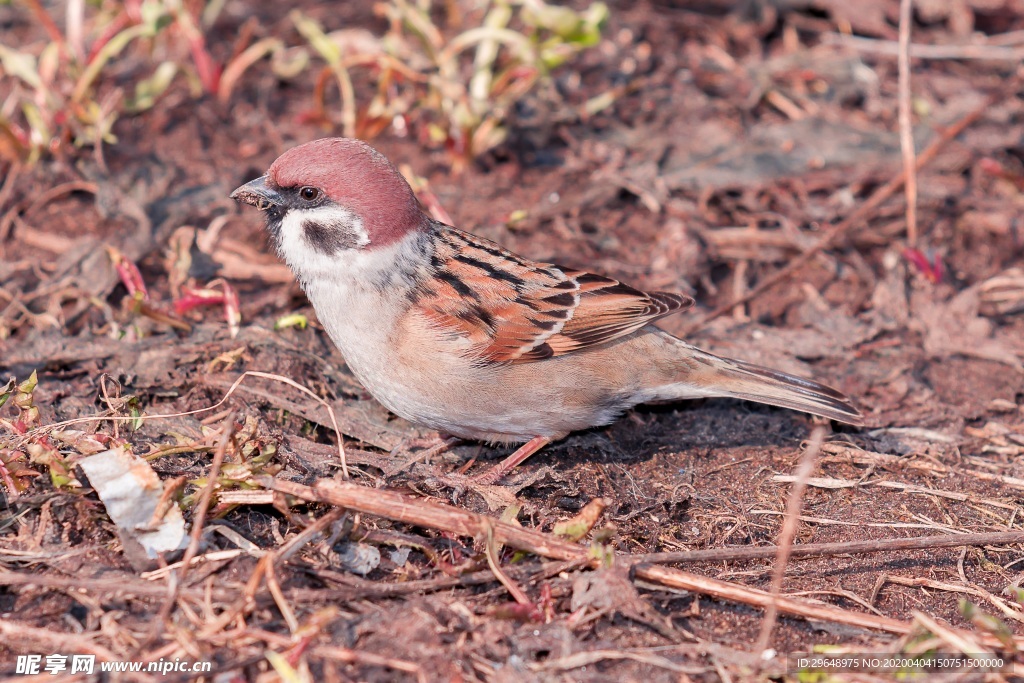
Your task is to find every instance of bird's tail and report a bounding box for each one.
[664,346,863,425]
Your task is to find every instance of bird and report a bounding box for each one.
[231,137,861,485]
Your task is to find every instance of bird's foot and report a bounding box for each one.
[459,436,552,486]
[420,437,553,507]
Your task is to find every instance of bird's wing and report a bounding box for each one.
[415,225,694,364]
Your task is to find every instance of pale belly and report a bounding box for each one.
[308,282,685,444]
[345,342,637,443]
[324,318,652,443]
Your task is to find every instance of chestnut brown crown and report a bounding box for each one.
[266,138,424,246]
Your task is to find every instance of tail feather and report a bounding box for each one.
[688,353,863,425]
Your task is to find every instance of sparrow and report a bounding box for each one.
[232,138,861,485]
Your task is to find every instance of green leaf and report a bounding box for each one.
[140,0,170,32]
[274,313,308,330]
[21,103,50,146]
[0,377,15,409]
[291,10,341,66]
[73,22,155,102]
[1003,585,1024,604]
[0,45,42,90]
[270,46,309,80]
[128,61,178,112]
[17,370,38,399]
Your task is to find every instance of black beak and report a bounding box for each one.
[230,175,282,211]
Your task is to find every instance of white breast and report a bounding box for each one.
[298,231,435,414]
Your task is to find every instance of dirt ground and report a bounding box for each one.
[3,0,1024,681]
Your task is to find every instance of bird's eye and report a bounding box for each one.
[299,186,320,201]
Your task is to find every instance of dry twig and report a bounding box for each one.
[634,530,1024,565]
[262,477,583,561]
[825,33,1024,61]
[0,619,118,660]
[898,0,918,245]
[483,520,536,613]
[881,575,1024,625]
[755,428,824,654]
[312,645,427,683]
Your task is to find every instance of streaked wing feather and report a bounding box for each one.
[416,225,693,364]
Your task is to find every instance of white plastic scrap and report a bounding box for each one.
[79,447,189,559]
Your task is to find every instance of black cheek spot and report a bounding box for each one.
[301,219,361,255]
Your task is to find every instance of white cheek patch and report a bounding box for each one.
[277,206,369,277]
[286,227,425,295]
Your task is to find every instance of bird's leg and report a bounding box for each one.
[385,434,461,477]
[468,436,551,486]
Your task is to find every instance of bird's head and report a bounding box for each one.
[231,138,424,279]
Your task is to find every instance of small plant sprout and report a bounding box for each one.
[293,0,608,168]
[175,278,242,338]
[3,0,608,167]
[274,313,309,331]
[0,0,295,164]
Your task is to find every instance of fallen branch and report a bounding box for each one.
[0,569,231,600]
[261,477,583,561]
[534,648,706,675]
[0,619,118,660]
[257,476,1022,640]
[633,564,910,634]
[881,575,1024,625]
[633,530,1024,565]
[312,646,426,683]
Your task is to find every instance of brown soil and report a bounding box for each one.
[2,1,1024,681]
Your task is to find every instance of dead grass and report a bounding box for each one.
[3,0,1024,681]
